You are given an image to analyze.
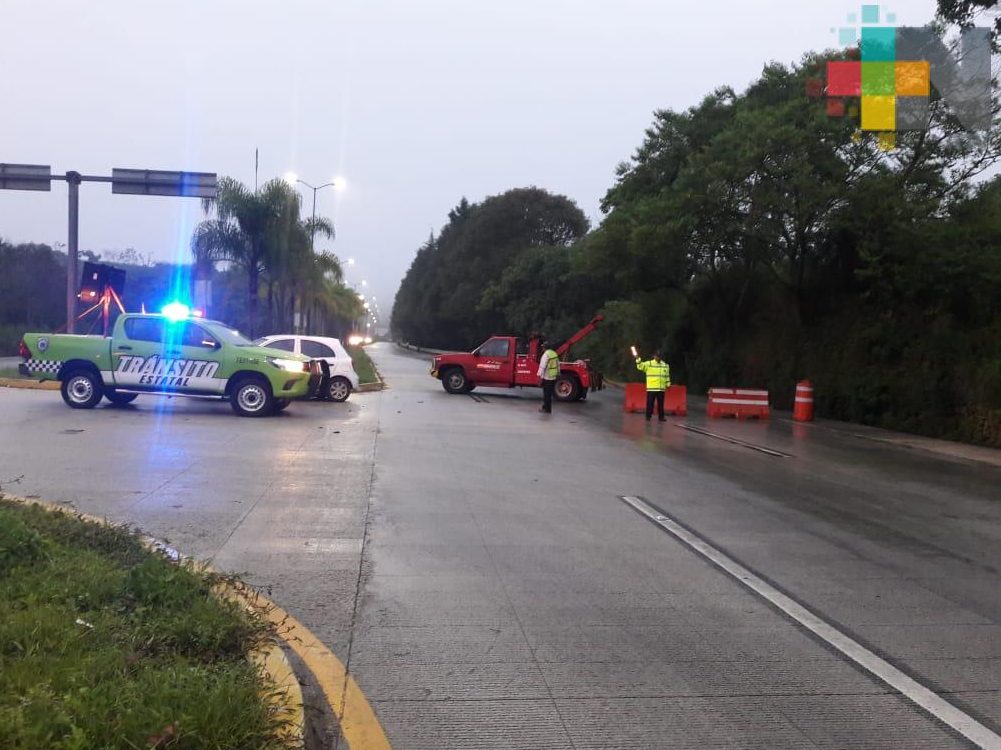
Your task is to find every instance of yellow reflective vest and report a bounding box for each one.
[539,349,559,380]
[636,357,670,391]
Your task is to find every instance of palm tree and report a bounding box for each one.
[316,278,364,339]
[287,219,335,331]
[191,175,348,334]
[299,251,345,333]
[190,221,242,317]
[193,177,308,335]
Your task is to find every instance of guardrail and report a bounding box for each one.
[396,341,449,356]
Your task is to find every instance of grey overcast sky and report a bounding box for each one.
[1,0,937,318]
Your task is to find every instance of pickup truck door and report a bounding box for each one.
[112,318,225,393]
[173,322,226,394]
[112,317,168,389]
[472,337,514,385]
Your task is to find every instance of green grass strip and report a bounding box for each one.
[347,346,379,386]
[0,499,293,750]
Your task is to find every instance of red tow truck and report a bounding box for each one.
[430,315,604,401]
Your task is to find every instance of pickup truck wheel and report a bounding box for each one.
[326,376,352,402]
[442,368,469,394]
[104,391,138,406]
[230,376,274,417]
[61,370,103,409]
[554,375,581,402]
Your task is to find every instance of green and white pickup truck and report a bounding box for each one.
[18,312,322,417]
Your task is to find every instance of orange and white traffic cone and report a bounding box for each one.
[793,380,814,422]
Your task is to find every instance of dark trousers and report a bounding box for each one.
[646,389,665,420]
[541,379,555,412]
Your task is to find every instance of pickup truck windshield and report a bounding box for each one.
[203,322,253,347]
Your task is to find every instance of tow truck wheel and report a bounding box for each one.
[326,376,352,402]
[104,390,138,406]
[554,375,581,402]
[230,375,275,417]
[442,368,469,394]
[61,370,103,409]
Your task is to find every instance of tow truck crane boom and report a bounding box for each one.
[556,315,604,357]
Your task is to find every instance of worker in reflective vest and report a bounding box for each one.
[537,341,560,414]
[635,350,671,421]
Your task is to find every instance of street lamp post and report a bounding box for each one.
[287,176,336,250]
[283,174,338,333]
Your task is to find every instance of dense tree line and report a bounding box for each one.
[392,188,590,350]
[393,50,1001,446]
[0,242,66,356]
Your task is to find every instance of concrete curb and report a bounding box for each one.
[357,363,387,392]
[1,494,306,748]
[0,377,59,391]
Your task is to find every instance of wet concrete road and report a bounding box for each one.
[2,343,1000,749]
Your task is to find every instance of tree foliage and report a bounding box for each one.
[391,188,589,349]
[936,0,1001,42]
[0,242,66,355]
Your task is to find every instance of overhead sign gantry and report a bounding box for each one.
[0,163,217,332]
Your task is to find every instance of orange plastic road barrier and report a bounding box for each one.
[624,383,646,413]
[664,385,687,416]
[707,388,770,419]
[794,380,814,422]
[624,384,687,416]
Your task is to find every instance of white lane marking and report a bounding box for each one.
[620,495,1001,750]
[675,424,792,458]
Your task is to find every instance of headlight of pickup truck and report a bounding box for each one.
[267,357,307,373]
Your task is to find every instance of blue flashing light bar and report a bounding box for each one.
[161,302,191,322]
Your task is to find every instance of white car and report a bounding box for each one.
[254,335,359,402]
